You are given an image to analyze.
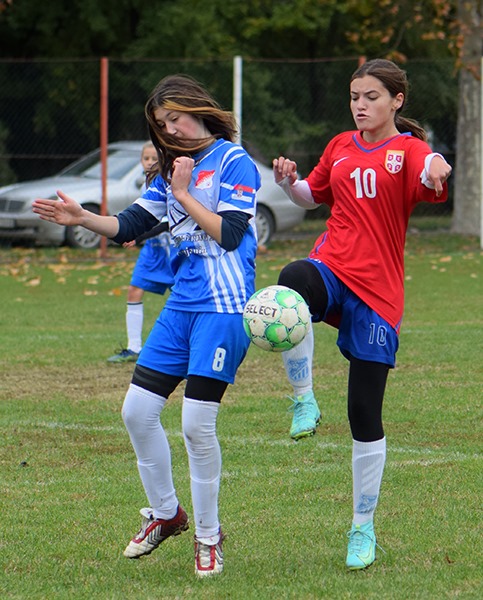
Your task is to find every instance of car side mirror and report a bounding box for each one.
[135,176,146,189]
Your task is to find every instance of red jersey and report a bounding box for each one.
[306,131,447,329]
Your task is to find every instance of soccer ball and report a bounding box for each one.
[243,285,311,352]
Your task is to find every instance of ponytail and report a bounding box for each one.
[395,115,427,142]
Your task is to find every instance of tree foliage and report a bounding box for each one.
[1,0,480,235]
[0,0,459,61]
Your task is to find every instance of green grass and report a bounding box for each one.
[0,220,482,599]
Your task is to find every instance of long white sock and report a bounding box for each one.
[122,384,178,519]
[182,397,221,539]
[126,302,143,353]
[282,323,314,396]
[352,437,386,525]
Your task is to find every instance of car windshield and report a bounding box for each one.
[59,149,140,180]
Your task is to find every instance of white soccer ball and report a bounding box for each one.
[243,285,311,352]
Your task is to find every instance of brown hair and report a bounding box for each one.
[145,74,238,180]
[351,59,427,142]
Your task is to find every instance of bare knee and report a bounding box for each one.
[127,285,144,303]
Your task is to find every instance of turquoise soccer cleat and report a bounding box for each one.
[346,521,380,570]
[288,391,321,440]
[107,348,139,363]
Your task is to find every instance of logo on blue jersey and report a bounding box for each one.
[195,170,215,189]
[231,183,255,203]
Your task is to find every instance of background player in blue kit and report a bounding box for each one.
[107,141,174,363]
[33,74,261,578]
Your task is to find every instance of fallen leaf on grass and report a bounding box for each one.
[108,288,124,296]
[25,277,41,286]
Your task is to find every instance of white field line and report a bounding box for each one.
[13,420,482,465]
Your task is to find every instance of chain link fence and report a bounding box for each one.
[0,57,457,243]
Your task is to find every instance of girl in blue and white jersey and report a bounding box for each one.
[107,141,174,364]
[33,74,261,577]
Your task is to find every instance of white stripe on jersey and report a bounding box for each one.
[220,145,247,170]
[207,250,247,313]
[136,195,167,221]
[222,251,247,312]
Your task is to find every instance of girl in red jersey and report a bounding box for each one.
[272,59,452,570]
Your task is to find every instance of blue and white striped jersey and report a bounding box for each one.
[135,138,260,314]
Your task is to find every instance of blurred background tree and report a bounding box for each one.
[452,0,481,236]
[0,0,461,62]
[0,0,480,234]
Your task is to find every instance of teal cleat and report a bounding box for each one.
[346,521,381,570]
[107,348,139,363]
[288,391,321,440]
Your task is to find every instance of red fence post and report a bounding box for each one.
[99,57,109,259]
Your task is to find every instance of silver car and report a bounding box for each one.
[0,141,305,249]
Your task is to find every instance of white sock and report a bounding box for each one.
[126,302,143,353]
[122,384,178,519]
[282,323,313,396]
[182,397,221,539]
[352,437,386,525]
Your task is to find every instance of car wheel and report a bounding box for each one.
[255,205,275,246]
[64,203,101,249]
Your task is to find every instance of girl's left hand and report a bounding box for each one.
[428,156,452,197]
[171,156,195,200]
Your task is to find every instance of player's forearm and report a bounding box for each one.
[79,209,120,238]
[278,178,317,210]
[174,190,222,243]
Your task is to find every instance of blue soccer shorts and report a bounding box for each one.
[130,275,170,295]
[130,238,174,295]
[137,308,250,383]
[308,259,400,367]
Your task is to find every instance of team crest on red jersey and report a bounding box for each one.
[195,170,215,189]
[385,150,405,173]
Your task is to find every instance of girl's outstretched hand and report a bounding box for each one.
[427,156,452,198]
[273,156,298,185]
[32,190,84,226]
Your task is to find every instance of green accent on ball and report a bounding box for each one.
[275,289,300,308]
[265,322,289,345]
[271,339,295,351]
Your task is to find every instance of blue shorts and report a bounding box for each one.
[137,308,250,383]
[130,276,170,295]
[130,237,174,295]
[308,259,399,367]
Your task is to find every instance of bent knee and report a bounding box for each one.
[122,384,164,432]
[278,260,306,291]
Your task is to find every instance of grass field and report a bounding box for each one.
[0,219,481,599]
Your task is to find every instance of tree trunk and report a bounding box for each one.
[451,0,482,236]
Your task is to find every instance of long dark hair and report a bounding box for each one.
[351,59,427,142]
[145,74,238,181]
